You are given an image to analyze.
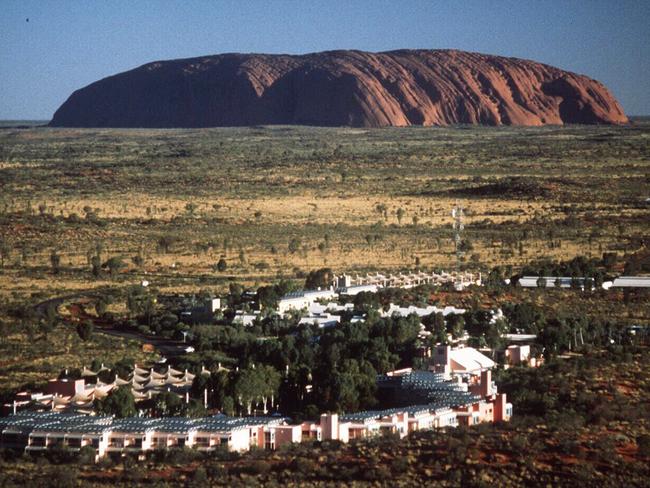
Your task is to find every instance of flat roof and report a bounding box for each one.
[0,412,288,437]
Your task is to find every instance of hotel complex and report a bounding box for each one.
[0,346,511,460]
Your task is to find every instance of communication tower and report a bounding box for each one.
[452,202,464,290]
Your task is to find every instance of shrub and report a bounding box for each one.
[292,457,316,475]
[390,456,409,474]
[47,466,77,488]
[245,460,271,475]
[637,434,650,457]
[78,445,96,465]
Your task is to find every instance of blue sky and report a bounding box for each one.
[1,0,649,119]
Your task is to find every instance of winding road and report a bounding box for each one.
[34,291,189,358]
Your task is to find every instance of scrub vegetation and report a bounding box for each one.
[0,122,649,486]
[0,345,647,487]
[0,121,648,300]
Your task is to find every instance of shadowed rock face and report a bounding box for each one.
[50,49,628,127]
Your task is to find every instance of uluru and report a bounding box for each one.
[49,49,628,128]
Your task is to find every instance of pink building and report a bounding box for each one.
[273,425,302,448]
[46,379,85,397]
[433,345,495,376]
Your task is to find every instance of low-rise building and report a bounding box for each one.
[432,345,495,377]
[3,364,203,415]
[611,276,650,288]
[277,289,338,315]
[0,412,291,459]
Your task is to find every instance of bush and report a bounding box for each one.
[206,462,228,478]
[47,466,77,488]
[216,258,227,272]
[245,460,271,475]
[637,434,650,457]
[78,445,96,464]
[44,444,76,464]
[188,466,209,486]
[292,457,316,475]
[390,456,409,474]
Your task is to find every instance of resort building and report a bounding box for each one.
[0,412,288,460]
[277,289,338,315]
[611,276,650,288]
[3,364,206,416]
[335,271,481,290]
[432,345,495,376]
[1,365,512,461]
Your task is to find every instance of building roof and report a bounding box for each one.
[519,276,583,288]
[0,412,288,437]
[340,403,461,423]
[377,370,481,409]
[280,289,337,300]
[612,276,650,288]
[449,348,495,373]
[381,304,465,318]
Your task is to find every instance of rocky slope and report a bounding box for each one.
[50,49,628,127]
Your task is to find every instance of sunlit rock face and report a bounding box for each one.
[50,49,628,128]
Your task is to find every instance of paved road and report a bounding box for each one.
[93,327,188,358]
[33,292,188,358]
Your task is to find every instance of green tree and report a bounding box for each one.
[305,268,334,290]
[103,256,125,277]
[131,253,144,268]
[446,314,465,339]
[423,312,447,344]
[375,203,388,220]
[396,208,405,225]
[19,243,31,265]
[78,445,97,464]
[288,238,301,254]
[91,254,102,278]
[95,298,108,317]
[153,391,183,416]
[485,267,504,289]
[216,257,227,272]
[50,249,61,274]
[96,387,137,418]
[233,367,263,415]
[0,239,11,267]
[76,321,94,341]
[221,396,235,416]
[157,235,177,254]
[259,364,282,413]
[329,359,377,412]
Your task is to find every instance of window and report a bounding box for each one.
[67,437,81,448]
[31,436,46,447]
[109,438,124,448]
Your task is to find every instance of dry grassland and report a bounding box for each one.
[0,123,648,298]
